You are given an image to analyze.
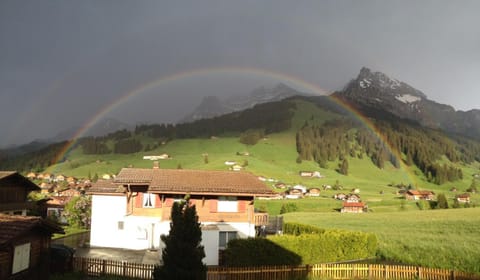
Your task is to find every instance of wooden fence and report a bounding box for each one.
[72,257,480,280]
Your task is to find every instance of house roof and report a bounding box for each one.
[0,171,40,191]
[342,202,365,207]
[111,168,274,196]
[407,190,434,195]
[0,214,64,246]
[87,179,121,194]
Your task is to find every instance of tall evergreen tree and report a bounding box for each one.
[153,199,206,280]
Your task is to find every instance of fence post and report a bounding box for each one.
[384,264,388,279]
[450,270,455,280]
[102,259,106,276]
[417,266,422,279]
[122,260,127,277]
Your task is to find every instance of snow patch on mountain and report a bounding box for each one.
[395,94,422,104]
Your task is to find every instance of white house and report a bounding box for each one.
[88,168,274,265]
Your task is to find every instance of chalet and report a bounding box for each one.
[231,165,243,171]
[46,196,70,223]
[346,194,361,203]
[26,173,36,180]
[299,171,313,177]
[405,190,435,201]
[334,193,347,200]
[292,185,307,194]
[88,168,274,266]
[55,175,65,182]
[341,202,367,213]
[306,188,321,197]
[285,189,303,199]
[0,214,64,280]
[0,171,40,216]
[455,193,471,203]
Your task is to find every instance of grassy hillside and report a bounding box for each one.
[284,208,480,273]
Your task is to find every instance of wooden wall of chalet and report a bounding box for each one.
[0,232,51,280]
[127,194,254,223]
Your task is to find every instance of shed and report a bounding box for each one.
[0,214,64,280]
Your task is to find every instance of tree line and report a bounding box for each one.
[296,117,471,184]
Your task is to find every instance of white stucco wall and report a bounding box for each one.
[90,195,127,248]
[90,194,255,265]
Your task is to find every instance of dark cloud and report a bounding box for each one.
[1,0,479,146]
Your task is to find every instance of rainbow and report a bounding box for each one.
[49,66,415,185]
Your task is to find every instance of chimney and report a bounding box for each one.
[153,161,159,169]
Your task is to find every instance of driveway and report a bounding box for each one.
[75,247,161,264]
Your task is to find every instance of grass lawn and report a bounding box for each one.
[283,207,480,274]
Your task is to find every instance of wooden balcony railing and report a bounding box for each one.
[253,213,269,226]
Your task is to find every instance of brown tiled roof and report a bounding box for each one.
[342,202,366,207]
[113,168,274,196]
[87,179,123,194]
[0,214,64,246]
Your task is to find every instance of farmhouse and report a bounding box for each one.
[0,214,64,280]
[405,190,435,201]
[306,187,321,197]
[455,193,470,203]
[88,168,274,265]
[346,194,361,203]
[341,202,367,213]
[0,171,40,216]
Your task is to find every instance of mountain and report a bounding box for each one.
[48,118,132,143]
[333,67,480,139]
[181,83,309,123]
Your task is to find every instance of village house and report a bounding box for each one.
[0,214,64,280]
[88,167,274,266]
[0,171,40,216]
[346,194,361,203]
[405,190,435,201]
[455,193,471,203]
[306,187,321,197]
[285,188,303,199]
[341,202,367,213]
[334,193,347,200]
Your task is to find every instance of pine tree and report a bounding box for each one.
[153,200,206,280]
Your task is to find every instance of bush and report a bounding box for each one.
[283,222,325,236]
[269,230,377,264]
[224,238,302,266]
[280,203,298,214]
[224,227,377,266]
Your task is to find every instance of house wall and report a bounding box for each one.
[0,233,51,280]
[90,195,128,248]
[91,193,257,265]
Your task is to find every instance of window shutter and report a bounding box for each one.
[210,199,218,213]
[238,200,246,212]
[135,193,143,208]
[165,198,174,207]
[155,194,162,208]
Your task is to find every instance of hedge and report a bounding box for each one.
[269,230,377,264]
[283,222,325,235]
[224,228,377,266]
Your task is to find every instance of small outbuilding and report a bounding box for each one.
[0,214,64,280]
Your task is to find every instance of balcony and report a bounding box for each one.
[253,212,269,226]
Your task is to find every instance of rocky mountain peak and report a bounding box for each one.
[348,67,427,100]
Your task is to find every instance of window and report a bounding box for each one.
[118,221,124,230]
[12,243,30,274]
[143,193,156,208]
[219,231,237,248]
[217,196,238,212]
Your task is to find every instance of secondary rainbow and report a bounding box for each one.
[50,66,415,185]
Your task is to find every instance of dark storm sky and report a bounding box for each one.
[1,0,479,146]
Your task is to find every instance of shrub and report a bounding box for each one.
[283,222,325,236]
[224,228,377,266]
[223,238,302,266]
[280,203,298,214]
[269,230,377,264]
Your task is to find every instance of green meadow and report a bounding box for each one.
[42,99,480,274]
[283,208,480,274]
